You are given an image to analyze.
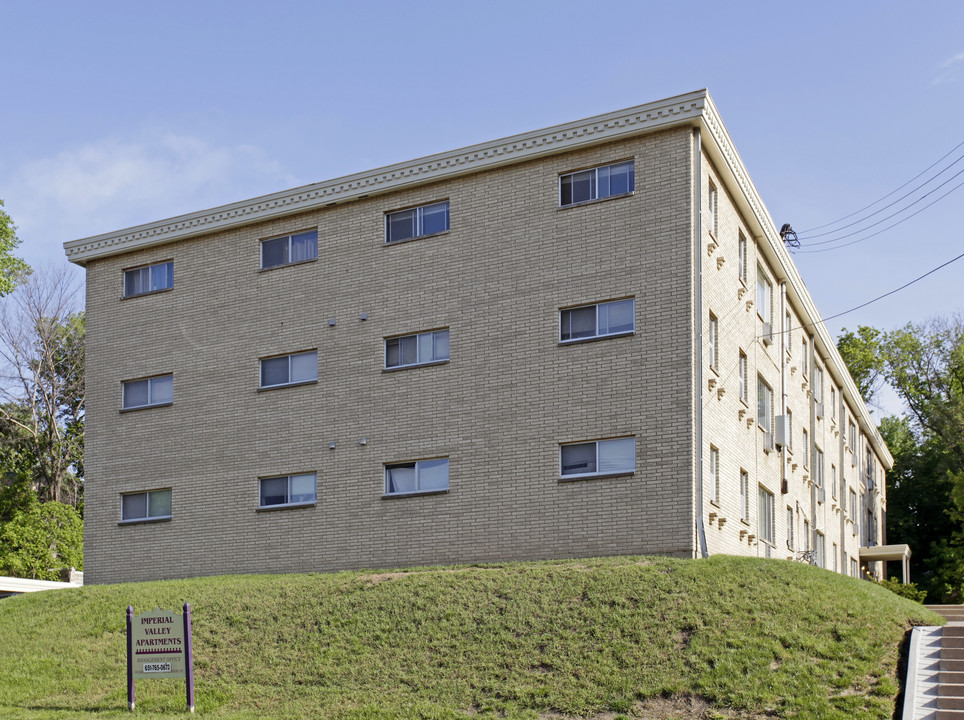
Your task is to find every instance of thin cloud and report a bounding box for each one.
[932,51,964,85]
[3,134,298,264]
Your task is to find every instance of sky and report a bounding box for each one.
[1,1,962,393]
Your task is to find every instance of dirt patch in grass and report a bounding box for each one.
[538,692,777,719]
[359,571,410,585]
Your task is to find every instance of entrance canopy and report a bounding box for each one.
[859,544,912,584]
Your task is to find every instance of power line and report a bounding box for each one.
[805,249,964,329]
[752,249,964,345]
[793,176,964,254]
[797,163,964,246]
[798,140,964,234]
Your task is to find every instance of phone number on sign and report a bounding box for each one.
[143,663,172,673]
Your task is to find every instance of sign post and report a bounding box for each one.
[126,604,195,712]
[126,606,134,711]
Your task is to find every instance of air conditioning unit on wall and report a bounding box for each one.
[761,322,773,346]
[774,415,787,449]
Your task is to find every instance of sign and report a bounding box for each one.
[131,609,186,679]
[126,604,195,712]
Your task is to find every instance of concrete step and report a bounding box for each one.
[928,605,964,622]
[941,684,964,698]
[942,659,964,672]
[946,637,964,649]
[944,648,964,660]
[947,627,964,638]
[938,710,964,720]
[941,697,964,711]
[942,671,964,685]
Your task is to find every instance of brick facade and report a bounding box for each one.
[69,91,890,584]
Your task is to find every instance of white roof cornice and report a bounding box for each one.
[62,88,890,465]
[64,89,709,265]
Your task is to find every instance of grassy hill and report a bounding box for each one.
[0,555,942,719]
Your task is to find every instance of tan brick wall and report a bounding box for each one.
[84,128,700,584]
[698,150,888,577]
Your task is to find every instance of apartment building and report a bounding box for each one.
[65,90,894,584]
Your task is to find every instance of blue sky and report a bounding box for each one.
[1,1,962,354]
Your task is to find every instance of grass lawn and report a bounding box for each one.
[0,555,942,719]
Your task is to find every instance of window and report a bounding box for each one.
[124,261,173,297]
[851,557,859,578]
[740,470,749,521]
[708,312,718,371]
[261,230,318,269]
[739,351,748,403]
[560,437,635,478]
[786,506,795,551]
[802,428,809,467]
[786,409,793,452]
[848,420,856,450]
[833,543,838,573]
[784,311,792,352]
[849,488,858,534]
[386,329,449,369]
[560,160,634,207]
[738,232,748,284]
[757,376,773,432]
[814,447,824,489]
[815,532,825,568]
[814,366,824,403]
[386,201,449,244]
[259,473,316,508]
[801,338,809,377]
[709,446,720,504]
[123,374,173,410]
[866,449,875,490]
[385,458,449,495]
[758,486,774,545]
[707,182,718,236]
[830,387,837,420]
[803,520,810,552]
[260,351,317,389]
[866,509,875,546]
[756,266,772,324]
[122,489,171,522]
[560,298,634,342]
[831,464,838,500]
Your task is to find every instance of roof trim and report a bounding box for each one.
[64,89,708,265]
[62,88,890,467]
[696,95,894,467]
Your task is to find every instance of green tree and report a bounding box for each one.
[0,200,31,296]
[837,325,885,405]
[0,267,85,506]
[0,500,83,580]
[881,318,964,466]
[839,318,964,600]
[879,415,959,596]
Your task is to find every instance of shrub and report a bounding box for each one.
[878,577,927,603]
[0,501,83,580]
